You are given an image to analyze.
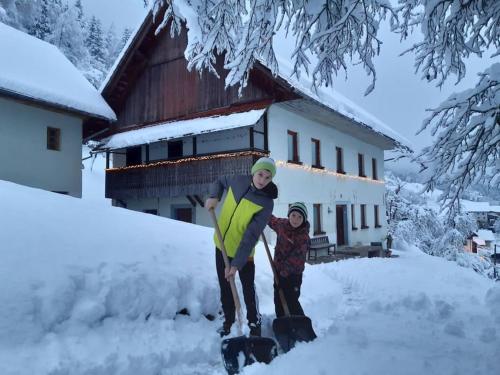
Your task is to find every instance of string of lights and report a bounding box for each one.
[106,150,267,172]
[275,160,385,184]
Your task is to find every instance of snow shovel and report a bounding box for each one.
[209,209,277,374]
[261,233,317,352]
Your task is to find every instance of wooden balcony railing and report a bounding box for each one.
[105,150,267,200]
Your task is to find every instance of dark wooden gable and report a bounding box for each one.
[84,11,299,140]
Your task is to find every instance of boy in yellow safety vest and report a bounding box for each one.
[205,157,278,337]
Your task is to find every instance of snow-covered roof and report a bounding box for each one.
[477,229,495,242]
[101,108,266,150]
[472,237,486,246]
[268,54,411,149]
[99,8,408,150]
[461,200,500,213]
[0,22,116,121]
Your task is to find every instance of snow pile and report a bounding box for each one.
[0,179,499,374]
[0,22,115,120]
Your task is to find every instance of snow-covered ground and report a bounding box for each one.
[0,169,499,374]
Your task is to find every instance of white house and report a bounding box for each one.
[88,10,409,248]
[461,200,500,230]
[477,229,496,250]
[0,22,116,197]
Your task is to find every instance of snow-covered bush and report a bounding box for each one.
[386,172,494,279]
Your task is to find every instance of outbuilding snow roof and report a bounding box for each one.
[0,22,116,121]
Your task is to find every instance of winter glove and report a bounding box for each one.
[205,198,219,210]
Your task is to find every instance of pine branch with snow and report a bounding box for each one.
[395,0,499,87]
[394,0,500,211]
[417,63,500,212]
[151,0,393,95]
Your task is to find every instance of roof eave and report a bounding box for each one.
[0,88,115,122]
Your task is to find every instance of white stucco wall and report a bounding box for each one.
[0,96,83,197]
[266,104,387,246]
[111,106,389,247]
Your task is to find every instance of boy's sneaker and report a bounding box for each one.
[249,323,261,337]
[217,321,233,337]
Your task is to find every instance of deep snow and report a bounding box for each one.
[0,173,499,374]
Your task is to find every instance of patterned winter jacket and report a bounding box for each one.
[268,215,310,277]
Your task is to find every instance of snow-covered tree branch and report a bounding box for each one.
[393,0,499,213]
[150,0,393,95]
[395,0,499,87]
[417,63,500,212]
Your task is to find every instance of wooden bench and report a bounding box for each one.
[308,236,336,260]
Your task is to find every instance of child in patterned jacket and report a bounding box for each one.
[267,202,310,317]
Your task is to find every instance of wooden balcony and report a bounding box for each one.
[105,150,266,200]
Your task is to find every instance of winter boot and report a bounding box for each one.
[217,321,233,337]
[249,322,261,337]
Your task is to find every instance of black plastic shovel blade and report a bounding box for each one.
[221,336,278,374]
[272,315,317,352]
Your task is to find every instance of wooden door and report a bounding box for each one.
[336,205,346,246]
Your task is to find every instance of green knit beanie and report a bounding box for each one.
[251,157,276,177]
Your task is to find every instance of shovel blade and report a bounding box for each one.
[272,315,317,352]
[221,336,278,374]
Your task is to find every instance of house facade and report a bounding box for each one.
[88,11,408,247]
[461,200,500,231]
[0,97,84,196]
[0,23,115,197]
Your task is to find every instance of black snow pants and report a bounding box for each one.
[215,248,261,326]
[274,273,305,318]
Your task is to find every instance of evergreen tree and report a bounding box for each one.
[104,23,119,69]
[48,4,89,67]
[85,15,105,66]
[30,0,52,40]
[118,27,133,52]
[0,0,38,32]
[74,0,84,28]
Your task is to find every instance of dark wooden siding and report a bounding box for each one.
[113,26,274,130]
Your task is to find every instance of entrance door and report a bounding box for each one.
[336,205,347,246]
[174,207,193,223]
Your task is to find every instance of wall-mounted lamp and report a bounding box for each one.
[327,206,333,214]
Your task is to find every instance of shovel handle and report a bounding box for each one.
[209,208,243,334]
[261,233,291,317]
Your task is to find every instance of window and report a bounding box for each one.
[360,204,368,229]
[311,138,322,168]
[47,127,61,151]
[372,158,378,180]
[287,130,300,163]
[358,153,366,177]
[374,205,381,227]
[351,204,358,230]
[336,147,345,173]
[126,146,142,166]
[168,140,183,158]
[313,204,324,235]
[143,209,158,215]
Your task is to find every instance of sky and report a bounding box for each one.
[82,0,493,164]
